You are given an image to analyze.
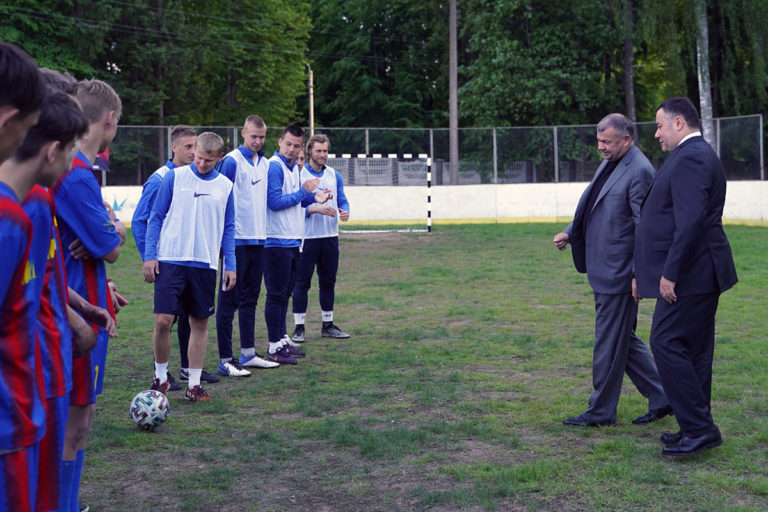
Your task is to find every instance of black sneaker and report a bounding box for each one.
[292,324,305,342]
[267,346,297,365]
[321,322,350,339]
[166,371,182,391]
[179,368,221,384]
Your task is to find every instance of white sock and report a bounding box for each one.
[188,369,202,388]
[294,313,306,324]
[220,358,232,365]
[154,362,168,382]
[322,310,334,322]
[241,348,255,358]
[269,342,282,354]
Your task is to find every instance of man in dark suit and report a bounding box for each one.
[554,113,670,427]
[634,97,738,456]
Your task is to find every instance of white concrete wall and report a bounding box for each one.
[105,181,768,227]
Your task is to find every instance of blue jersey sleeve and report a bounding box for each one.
[55,170,121,260]
[221,190,236,272]
[219,156,237,182]
[144,170,175,261]
[267,161,311,211]
[336,171,350,212]
[131,173,164,260]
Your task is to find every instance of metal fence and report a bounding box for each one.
[104,115,764,186]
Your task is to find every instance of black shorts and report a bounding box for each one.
[154,262,217,318]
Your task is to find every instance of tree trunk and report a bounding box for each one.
[694,0,716,149]
[623,0,636,123]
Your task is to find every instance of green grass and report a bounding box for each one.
[81,224,768,511]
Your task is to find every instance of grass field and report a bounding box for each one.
[81,223,767,511]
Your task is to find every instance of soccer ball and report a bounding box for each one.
[129,390,170,431]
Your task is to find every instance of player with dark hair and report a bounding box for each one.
[0,42,45,164]
[263,125,332,364]
[38,67,78,95]
[216,114,279,375]
[52,78,124,512]
[292,133,351,342]
[144,132,236,402]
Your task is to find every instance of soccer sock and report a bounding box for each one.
[241,347,255,358]
[294,313,306,324]
[154,362,168,383]
[188,369,202,388]
[59,459,75,512]
[268,341,282,354]
[71,449,85,512]
[220,358,233,365]
[322,310,333,322]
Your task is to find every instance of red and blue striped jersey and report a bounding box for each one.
[23,185,72,398]
[0,182,46,450]
[52,152,120,340]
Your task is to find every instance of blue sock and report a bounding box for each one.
[71,449,85,512]
[59,459,75,512]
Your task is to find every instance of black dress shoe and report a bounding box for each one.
[661,429,723,456]
[660,431,683,445]
[632,405,673,424]
[563,414,615,427]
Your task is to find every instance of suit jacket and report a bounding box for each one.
[565,144,654,294]
[634,136,738,298]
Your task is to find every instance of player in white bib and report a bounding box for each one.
[291,134,350,342]
[215,115,278,375]
[263,125,332,365]
[143,132,236,402]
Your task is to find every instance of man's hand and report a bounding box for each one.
[78,302,118,338]
[302,177,321,192]
[222,270,237,292]
[339,208,350,222]
[553,232,570,250]
[660,276,677,304]
[632,277,640,303]
[68,238,92,260]
[314,188,333,204]
[107,279,128,314]
[308,204,336,217]
[68,306,97,357]
[143,260,159,283]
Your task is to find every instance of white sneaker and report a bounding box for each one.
[283,334,302,348]
[217,359,252,377]
[239,353,279,369]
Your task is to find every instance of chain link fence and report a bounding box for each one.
[104,115,764,186]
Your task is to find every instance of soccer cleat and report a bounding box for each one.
[283,333,304,349]
[166,371,182,391]
[292,324,305,343]
[184,385,212,402]
[267,346,297,365]
[321,323,350,339]
[217,359,252,377]
[80,505,90,512]
[240,353,279,369]
[150,377,171,395]
[179,368,220,383]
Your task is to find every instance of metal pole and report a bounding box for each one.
[554,126,559,182]
[448,0,459,184]
[306,63,315,136]
[365,128,370,156]
[492,127,498,183]
[760,114,765,180]
[716,117,721,157]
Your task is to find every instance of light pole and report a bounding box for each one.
[306,62,315,136]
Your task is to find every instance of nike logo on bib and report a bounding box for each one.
[194,192,211,197]
[251,179,262,185]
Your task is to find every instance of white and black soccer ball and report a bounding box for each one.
[129,390,170,431]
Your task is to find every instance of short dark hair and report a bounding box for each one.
[596,113,633,138]
[170,125,196,143]
[39,67,78,95]
[0,42,46,118]
[658,97,700,129]
[14,90,88,162]
[282,124,305,139]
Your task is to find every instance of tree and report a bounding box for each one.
[694,0,715,146]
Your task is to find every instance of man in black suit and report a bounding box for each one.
[634,97,738,456]
[554,113,670,427]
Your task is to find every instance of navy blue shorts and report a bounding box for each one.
[154,262,217,318]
